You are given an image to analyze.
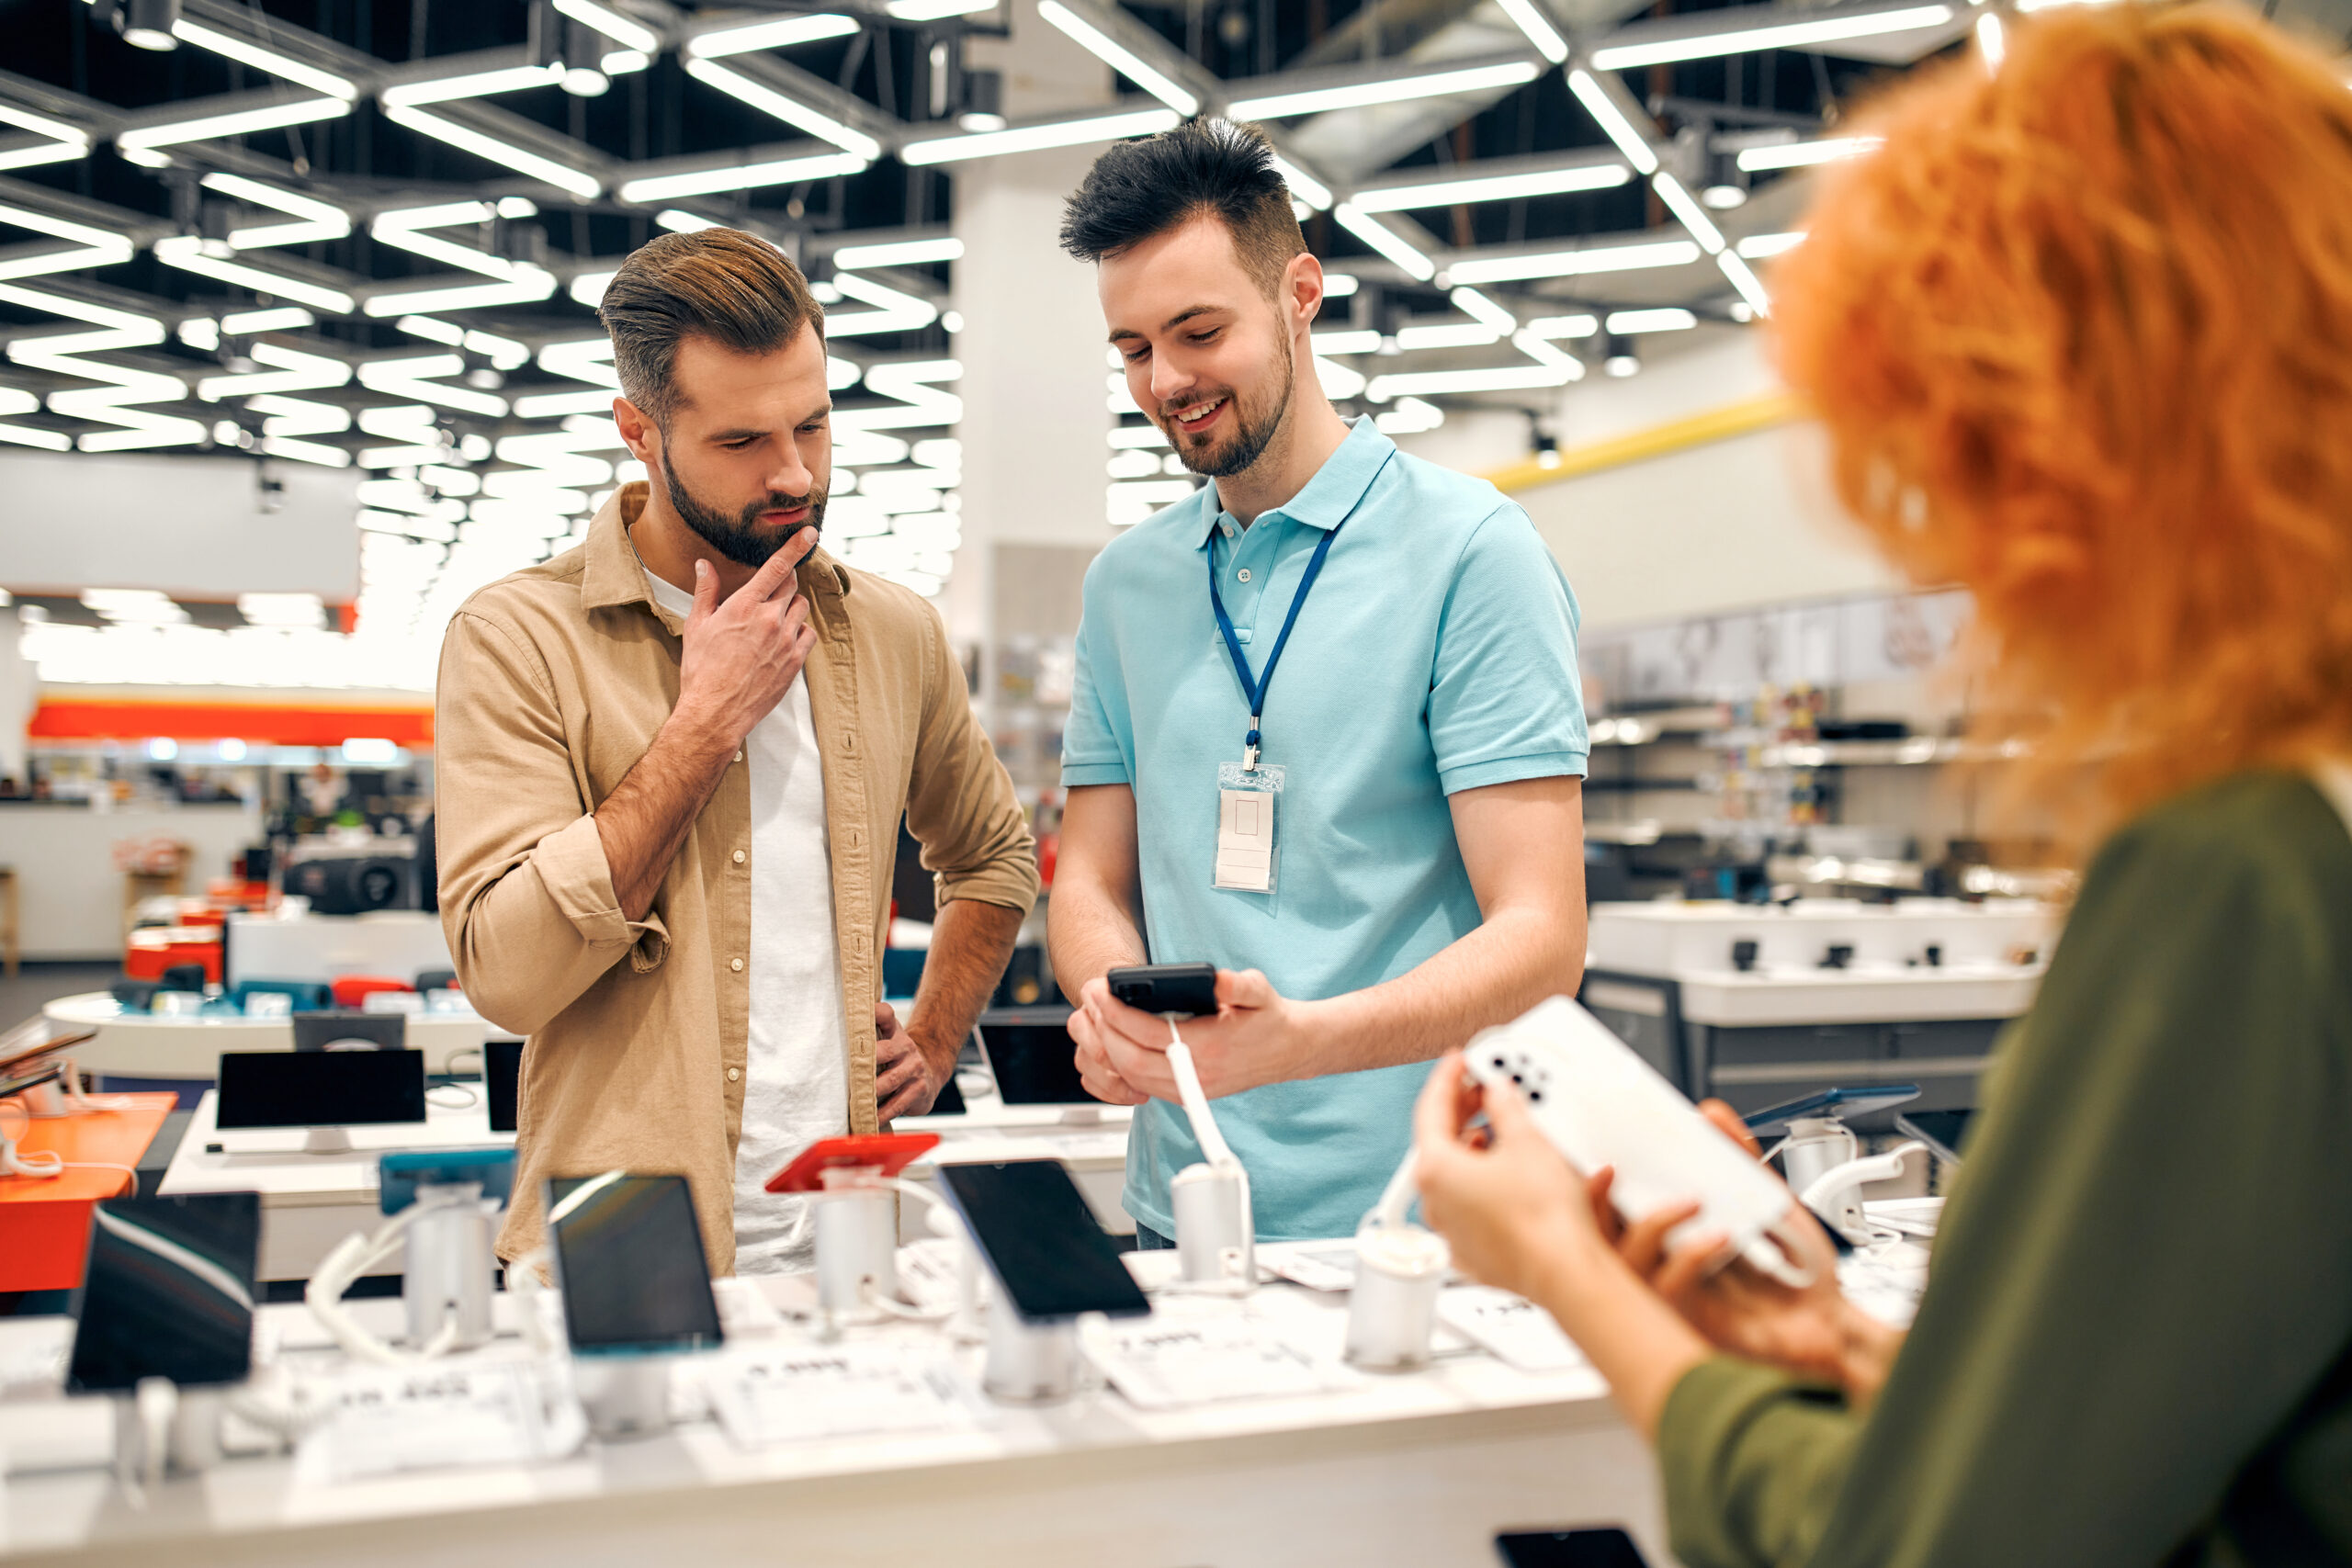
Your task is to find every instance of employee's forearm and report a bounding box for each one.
[906,898,1024,1072]
[1306,904,1584,1074]
[1045,878,1149,998]
[594,702,736,921]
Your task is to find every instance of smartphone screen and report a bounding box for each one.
[547,1173,722,1356]
[67,1193,260,1393]
[1494,1529,1652,1568]
[215,1048,426,1129]
[936,1160,1149,1324]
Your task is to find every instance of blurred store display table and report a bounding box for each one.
[42,994,516,1086]
[0,1093,175,1292]
[0,1268,1664,1568]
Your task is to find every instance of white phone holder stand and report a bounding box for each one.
[402,1182,498,1352]
[1772,1116,1927,1244]
[982,1292,1081,1405]
[113,1378,226,1491]
[1344,1223,1449,1372]
[572,1356,674,1441]
[812,1166,900,1321]
[1161,1019,1254,1291]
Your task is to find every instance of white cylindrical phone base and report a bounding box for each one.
[403,1188,496,1351]
[113,1382,226,1482]
[1344,1225,1450,1373]
[982,1307,1081,1404]
[814,1186,899,1318]
[1171,1162,1250,1285]
[573,1356,674,1441]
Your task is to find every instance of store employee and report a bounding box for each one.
[435,230,1037,1276]
[1049,119,1591,1245]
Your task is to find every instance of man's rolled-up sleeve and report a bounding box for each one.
[435,608,668,1035]
[905,603,1039,913]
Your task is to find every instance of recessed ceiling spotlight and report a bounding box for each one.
[1602,333,1641,378]
[105,0,181,51]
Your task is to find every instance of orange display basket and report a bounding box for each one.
[124,926,223,984]
[331,975,413,1009]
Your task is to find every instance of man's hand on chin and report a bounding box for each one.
[1075,968,1330,1102]
[875,999,945,1122]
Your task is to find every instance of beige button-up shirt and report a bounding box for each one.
[435,483,1038,1275]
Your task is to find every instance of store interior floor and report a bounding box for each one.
[0,961,118,1032]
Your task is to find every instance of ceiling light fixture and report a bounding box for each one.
[1496,0,1571,62]
[379,106,603,199]
[1649,170,1726,253]
[381,63,562,107]
[655,209,724,232]
[561,21,611,97]
[1444,238,1702,284]
[1366,364,1577,400]
[553,0,659,51]
[887,0,996,17]
[1228,58,1543,120]
[1716,249,1774,318]
[901,107,1181,165]
[1736,231,1806,258]
[1271,155,1333,211]
[1591,4,1955,68]
[1605,307,1698,333]
[1523,313,1600,339]
[681,60,884,161]
[686,12,858,57]
[617,150,867,203]
[200,173,351,248]
[1321,273,1359,298]
[219,306,312,333]
[362,269,559,317]
[1331,204,1436,281]
[1351,161,1631,211]
[1602,333,1641,377]
[119,97,349,155]
[151,236,355,312]
[1565,69,1660,175]
[1449,287,1519,333]
[832,236,964,270]
[1735,135,1882,172]
[1396,322,1502,351]
[1310,329,1384,356]
[0,105,89,171]
[170,18,358,98]
[114,0,181,51]
[1037,2,1201,115]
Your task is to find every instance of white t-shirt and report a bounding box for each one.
[643,565,850,1274]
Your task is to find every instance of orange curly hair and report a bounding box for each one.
[1771,3,2352,833]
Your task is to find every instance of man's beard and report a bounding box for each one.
[1160,333,1295,480]
[661,455,826,569]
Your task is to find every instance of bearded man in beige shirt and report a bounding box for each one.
[435,230,1036,1275]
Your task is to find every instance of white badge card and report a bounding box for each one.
[1214,761,1283,894]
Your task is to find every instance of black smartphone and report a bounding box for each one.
[485,1038,523,1134]
[1104,962,1219,1019]
[67,1193,261,1393]
[1742,1084,1921,1134]
[546,1173,723,1357]
[1495,1529,1652,1567]
[1895,1108,1975,1165]
[935,1159,1150,1325]
[215,1048,427,1130]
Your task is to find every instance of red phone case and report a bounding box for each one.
[764,1132,942,1193]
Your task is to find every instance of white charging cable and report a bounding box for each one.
[1163,1017,1238,1168]
[0,1097,138,1193]
[305,1208,465,1366]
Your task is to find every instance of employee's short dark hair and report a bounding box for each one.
[598,228,824,430]
[1059,118,1307,297]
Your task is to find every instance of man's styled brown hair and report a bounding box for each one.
[1059,118,1306,296]
[597,228,824,429]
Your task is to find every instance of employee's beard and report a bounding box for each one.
[661,456,827,569]
[1161,334,1295,480]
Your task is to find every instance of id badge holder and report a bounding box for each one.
[1213,762,1283,894]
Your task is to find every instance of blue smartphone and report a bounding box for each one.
[1742,1084,1921,1134]
[379,1146,515,1214]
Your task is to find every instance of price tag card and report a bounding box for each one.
[1083,1308,1361,1411]
[300,1362,576,1483]
[1436,1287,1589,1373]
[706,1343,978,1450]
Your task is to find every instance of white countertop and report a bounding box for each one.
[44,994,514,1080]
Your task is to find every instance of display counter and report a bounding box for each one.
[42,994,511,1086]
[0,803,260,961]
[0,1269,1664,1568]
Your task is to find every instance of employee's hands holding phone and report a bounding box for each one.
[673,532,820,750]
[1069,968,1328,1103]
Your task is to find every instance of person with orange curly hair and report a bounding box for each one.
[1410,6,2352,1564]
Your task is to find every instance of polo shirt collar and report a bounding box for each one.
[580,479,853,633]
[1199,414,1395,546]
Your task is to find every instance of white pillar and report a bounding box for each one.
[948,0,1122,670]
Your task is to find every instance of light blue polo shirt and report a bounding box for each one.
[1062,416,1588,1241]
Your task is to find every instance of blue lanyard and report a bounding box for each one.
[1208,522,1340,771]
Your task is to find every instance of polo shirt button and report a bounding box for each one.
[1237,568,1251,582]
[730,957,744,972]
[732,849,746,864]
[726,1067,741,1083]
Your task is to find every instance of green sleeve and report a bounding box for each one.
[1657,774,2352,1568]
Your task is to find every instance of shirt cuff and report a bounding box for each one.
[1060,761,1134,787]
[1438,749,1590,795]
[533,813,671,974]
[935,860,1041,917]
